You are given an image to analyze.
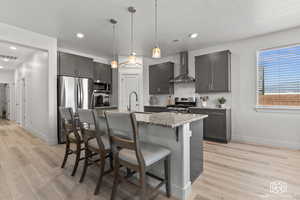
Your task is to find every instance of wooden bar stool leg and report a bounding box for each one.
[140,170,147,200]
[111,154,120,200]
[61,141,70,168]
[164,155,171,197]
[109,153,114,171]
[94,154,106,195]
[79,148,90,183]
[71,142,81,176]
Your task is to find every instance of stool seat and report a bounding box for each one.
[88,136,110,151]
[119,142,170,166]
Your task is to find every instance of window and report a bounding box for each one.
[257,45,300,107]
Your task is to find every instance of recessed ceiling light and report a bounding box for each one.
[9,46,17,50]
[3,58,9,62]
[76,33,85,39]
[189,33,198,39]
[0,66,3,69]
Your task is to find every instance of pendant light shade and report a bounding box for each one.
[152,0,161,58]
[128,52,136,64]
[110,19,118,69]
[152,46,161,58]
[128,7,137,64]
[111,60,118,69]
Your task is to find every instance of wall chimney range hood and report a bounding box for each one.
[170,51,195,83]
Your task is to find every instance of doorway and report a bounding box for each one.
[0,83,9,120]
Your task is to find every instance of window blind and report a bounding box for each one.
[257,45,300,106]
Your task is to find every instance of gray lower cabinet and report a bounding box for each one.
[144,106,168,113]
[189,108,231,143]
[195,50,231,93]
[58,52,93,78]
[93,62,112,84]
[149,62,174,95]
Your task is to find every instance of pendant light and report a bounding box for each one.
[110,19,118,69]
[152,0,161,58]
[128,6,137,64]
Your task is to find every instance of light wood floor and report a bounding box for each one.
[0,120,300,200]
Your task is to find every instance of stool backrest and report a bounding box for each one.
[78,109,108,151]
[104,111,145,166]
[59,107,79,140]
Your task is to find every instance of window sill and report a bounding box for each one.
[255,105,300,113]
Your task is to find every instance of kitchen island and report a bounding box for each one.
[96,108,207,200]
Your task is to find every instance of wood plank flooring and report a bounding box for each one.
[0,120,300,200]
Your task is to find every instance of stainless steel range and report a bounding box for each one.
[167,97,197,113]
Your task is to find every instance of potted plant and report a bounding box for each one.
[217,97,226,108]
[200,96,209,107]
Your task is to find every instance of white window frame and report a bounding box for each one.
[255,44,300,113]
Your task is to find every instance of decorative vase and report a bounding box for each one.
[220,104,225,108]
[202,101,207,107]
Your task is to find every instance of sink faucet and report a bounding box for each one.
[128,91,139,112]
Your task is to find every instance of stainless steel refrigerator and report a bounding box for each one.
[57,76,92,143]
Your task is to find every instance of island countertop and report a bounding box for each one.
[96,109,207,128]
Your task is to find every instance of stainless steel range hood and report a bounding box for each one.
[170,51,195,83]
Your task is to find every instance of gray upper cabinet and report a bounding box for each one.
[195,50,231,93]
[93,62,112,84]
[149,62,174,95]
[58,52,93,78]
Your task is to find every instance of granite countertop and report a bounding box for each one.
[188,106,231,110]
[144,105,168,107]
[97,110,207,128]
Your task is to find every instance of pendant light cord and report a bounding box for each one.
[131,12,134,54]
[112,24,115,60]
[155,0,158,47]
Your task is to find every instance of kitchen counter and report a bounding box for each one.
[97,110,207,128]
[189,106,231,110]
[94,106,118,109]
[96,109,206,200]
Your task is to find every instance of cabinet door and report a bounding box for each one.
[211,50,230,92]
[58,52,93,78]
[94,63,112,84]
[58,52,77,76]
[205,112,226,140]
[149,62,174,95]
[76,56,93,78]
[195,55,211,93]
[189,108,227,142]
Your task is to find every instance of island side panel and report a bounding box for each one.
[190,120,204,182]
[138,123,192,200]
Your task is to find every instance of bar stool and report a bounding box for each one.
[77,109,113,195]
[104,112,171,200]
[59,107,85,176]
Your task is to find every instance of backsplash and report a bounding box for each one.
[153,83,232,107]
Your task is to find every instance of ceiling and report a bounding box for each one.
[1,0,300,58]
[0,41,36,70]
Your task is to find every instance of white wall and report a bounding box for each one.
[0,22,57,144]
[15,51,49,140]
[0,70,14,83]
[144,27,300,149]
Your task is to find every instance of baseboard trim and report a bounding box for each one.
[232,135,300,150]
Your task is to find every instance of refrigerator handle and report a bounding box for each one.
[75,79,79,112]
[78,79,83,108]
[78,80,81,109]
